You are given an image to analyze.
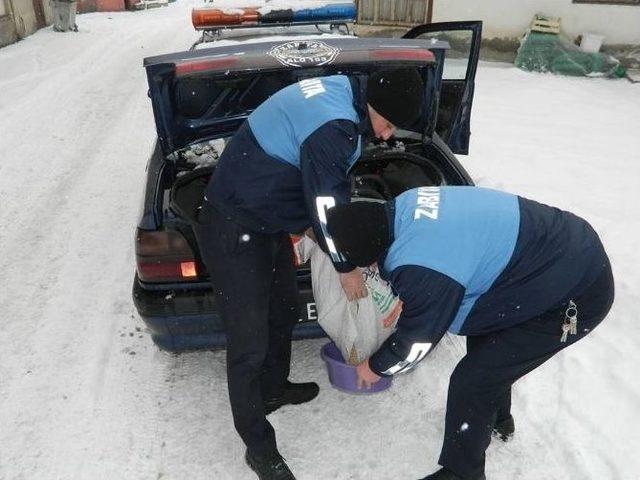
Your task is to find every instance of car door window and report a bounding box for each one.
[403,21,482,155]
[412,30,473,81]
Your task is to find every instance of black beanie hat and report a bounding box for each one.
[326,201,391,267]
[366,68,424,129]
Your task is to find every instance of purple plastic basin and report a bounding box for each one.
[320,342,392,394]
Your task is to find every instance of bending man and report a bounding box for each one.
[327,186,614,480]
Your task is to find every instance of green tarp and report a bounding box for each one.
[515,31,625,78]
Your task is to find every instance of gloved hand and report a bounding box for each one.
[339,268,368,301]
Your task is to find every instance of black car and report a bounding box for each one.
[133,21,482,352]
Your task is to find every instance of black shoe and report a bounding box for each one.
[245,450,296,480]
[419,467,485,480]
[419,468,464,480]
[493,414,515,442]
[263,381,319,415]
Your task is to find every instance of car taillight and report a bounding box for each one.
[290,235,302,267]
[135,229,199,283]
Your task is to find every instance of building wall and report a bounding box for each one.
[0,0,53,47]
[358,0,431,26]
[433,0,640,45]
[1,0,18,46]
[43,0,53,24]
[77,0,124,13]
[1,18,18,47]
[9,0,38,38]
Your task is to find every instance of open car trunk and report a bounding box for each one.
[170,146,444,280]
[144,37,450,156]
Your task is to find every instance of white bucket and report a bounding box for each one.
[580,33,605,53]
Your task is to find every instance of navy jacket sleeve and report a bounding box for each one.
[300,119,359,273]
[369,265,465,376]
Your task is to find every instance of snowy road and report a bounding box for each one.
[1,3,639,479]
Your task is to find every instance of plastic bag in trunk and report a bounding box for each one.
[294,236,401,365]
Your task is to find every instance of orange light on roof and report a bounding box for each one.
[192,8,259,30]
[370,49,435,63]
[180,261,197,278]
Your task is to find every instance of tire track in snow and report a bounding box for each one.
[0,6,200,479]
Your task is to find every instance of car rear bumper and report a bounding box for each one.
[132,275,325,352]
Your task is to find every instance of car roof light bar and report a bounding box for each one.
[191,3,356,31]
[191,8,259,29]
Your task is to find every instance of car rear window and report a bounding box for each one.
[171,66,432,122]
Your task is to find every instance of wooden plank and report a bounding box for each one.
[531,25,560,33]
[533,19,561,28]
[531,15,561,34]
[358,0,374,23]
[359,0,431,26]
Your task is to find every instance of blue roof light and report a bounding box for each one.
[292,3,356,23]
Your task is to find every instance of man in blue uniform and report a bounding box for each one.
[194,69,425,480]
[326,186,614,480]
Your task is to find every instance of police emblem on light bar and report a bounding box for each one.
[268,41,340,68]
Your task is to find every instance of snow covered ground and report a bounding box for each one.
[1,2,639,479]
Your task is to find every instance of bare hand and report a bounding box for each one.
[304,228,317,243]
[340,268,368,301]
[356,358,381,390]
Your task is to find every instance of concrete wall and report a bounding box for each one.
[433,0,640,45]
[1,0,18,46]
[10,0,37,38]
[0,0,53,47]
[0,14,18,47]
[3,0,52,38]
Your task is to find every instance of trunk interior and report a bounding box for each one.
[170,143,444,279]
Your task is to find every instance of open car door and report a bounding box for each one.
[403,21,482,155]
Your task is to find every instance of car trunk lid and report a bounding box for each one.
[143,37,449,156]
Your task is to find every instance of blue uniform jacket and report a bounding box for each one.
[369,186,609,376]
[205,75,371,273]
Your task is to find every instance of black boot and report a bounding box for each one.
[245,450,296,480]
[493,414,515,442]
[419,468,464,480]
[263,381,319,415]
[419,467,485,480]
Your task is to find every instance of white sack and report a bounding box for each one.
[294,236,402,364]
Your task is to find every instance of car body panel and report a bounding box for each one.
[134,23,481,352]
[133,273,322,351]
[403,21,483,155]
[144,37,449,156]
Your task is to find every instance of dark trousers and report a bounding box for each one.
[194,202,299,457]
[439,260,615,480]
